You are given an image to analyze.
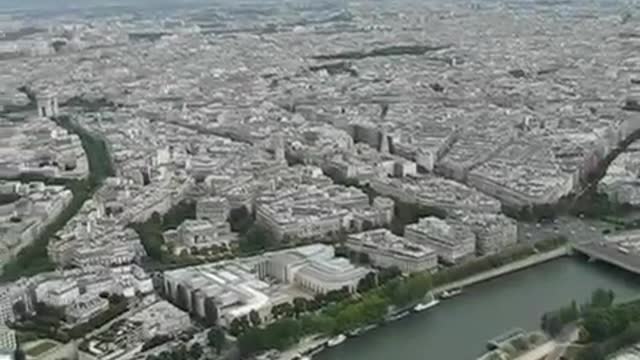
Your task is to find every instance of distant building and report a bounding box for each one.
[261,244,369,294]
[0,326,16,354]
[128,300,191,339]
[163,244,369,325]
[65,294,110,325]
[163,261,276,326]
[196,197,230,223]
[0,298,14,325]
[454,211,518,255]
[36,94,59,118]
[173,219,236,249]
[405,217,476,264]
[347,229,438,273]
[370,176,501,214]
[35,280,80,308]
[256,184,391,241]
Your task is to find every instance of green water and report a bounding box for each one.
[316,257,640,360]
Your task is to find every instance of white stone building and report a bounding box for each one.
[405,217,476,264]
[174,219,236,249]
[196,196,230,222]
[35,279,80,308]
[347,229,438,273]
[454,212,518,255]
[259,244,369,295]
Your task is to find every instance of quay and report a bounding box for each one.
[279,336,328,360]
[434,246,569,295]
[486,328,525,350]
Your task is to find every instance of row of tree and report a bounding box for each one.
[236,272,432,357]
[431,236,567,288]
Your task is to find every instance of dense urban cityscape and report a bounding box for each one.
[2,0,640,359]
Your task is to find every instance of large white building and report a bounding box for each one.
[50,226,146,268]
[163,244,369,325]
[256,184,392,241]
[370,176,502,214]
[259,244,370,294]
[405,217,476,264]
[467,140,575,208]
[346,229,438,274]
[163,261,278,326]
[35,279,80,308]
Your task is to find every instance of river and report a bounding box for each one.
[316,257,640,360]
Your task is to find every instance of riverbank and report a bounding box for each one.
[278,336,328,360]
[315,257,640,360]
[434,246,569,294]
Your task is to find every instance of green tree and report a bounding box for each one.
[204,298,218,326]
[237,328,264,356]
[189,342,203,360]
[300,314,336,334]
[357,272,377,293]
[249,310,262,327]
[12,300,26,319]
[583,308,628,341]
[590,289,615,309]
[229,206,253,233]
[207,327,226,355]
[239,224,276,255]
[229,316,250,337]
[293,297,308,318]
[271,302,294,319]
[378,266,402,285]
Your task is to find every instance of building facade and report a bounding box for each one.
[405,217,476,264]
[347,229,438,274]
